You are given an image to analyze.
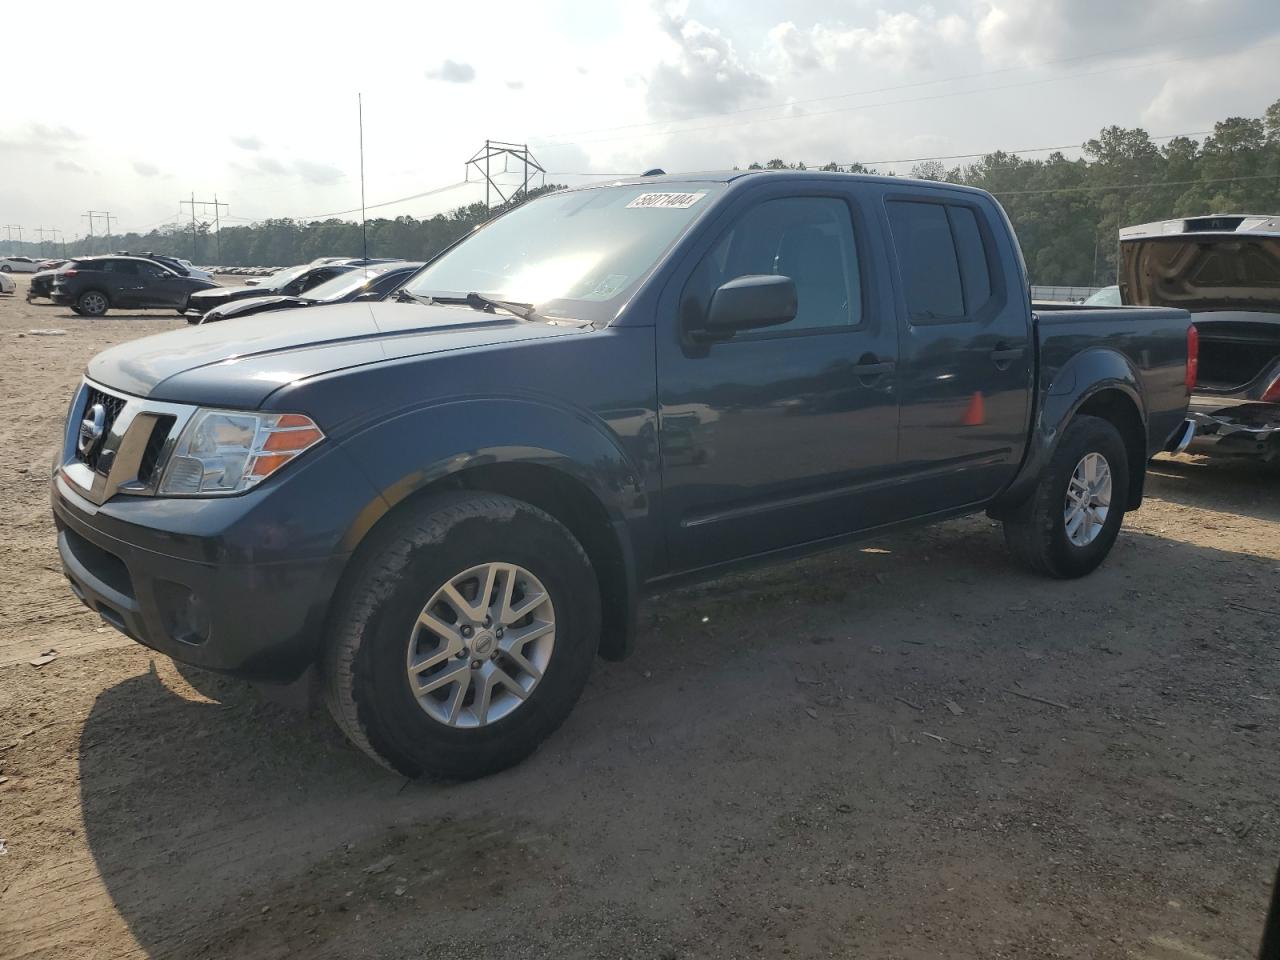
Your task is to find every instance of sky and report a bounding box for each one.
[2,0,1277,249]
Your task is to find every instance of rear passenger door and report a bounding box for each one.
[101,259,144,307]
[885,195,1032,508]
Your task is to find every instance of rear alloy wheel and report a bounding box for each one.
[1003,414,1129,579]
[323,492,601,779]
[76,290,109,317]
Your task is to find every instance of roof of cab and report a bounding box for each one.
[569,168,994,196]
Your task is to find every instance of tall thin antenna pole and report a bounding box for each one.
[358,92,368,261]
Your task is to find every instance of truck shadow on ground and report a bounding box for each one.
[76,519,1278,959]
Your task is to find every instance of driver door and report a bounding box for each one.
[656,186,901,573]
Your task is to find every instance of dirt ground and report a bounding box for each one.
[0,272,1277,960]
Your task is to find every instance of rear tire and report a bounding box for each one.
[1003,414,1129,579]
[322,492,601,780]
[76,290,109,317]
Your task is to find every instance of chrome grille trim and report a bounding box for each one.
[60,379,198,505]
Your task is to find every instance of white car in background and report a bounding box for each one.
[176,259,214,282]
[0,256,41,273]
[0,271,15,294]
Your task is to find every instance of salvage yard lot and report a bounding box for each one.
[1,273,1277,960]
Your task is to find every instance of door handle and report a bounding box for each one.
[990,343,1024,369]
[852,355,895,379]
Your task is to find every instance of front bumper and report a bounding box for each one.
[1187,398,1280,460]
[50,439,375,681]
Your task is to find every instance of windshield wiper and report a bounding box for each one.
[395,288,433,306]
[426,291,537,321]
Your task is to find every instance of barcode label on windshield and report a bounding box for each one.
[627,192,706,209]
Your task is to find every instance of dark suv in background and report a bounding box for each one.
[51,256,218,316]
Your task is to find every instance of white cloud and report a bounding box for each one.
[646,3,771,119]
[231,134,263,151]
[1142,42,1280,131]
[293,159,345,186]
[770,11,974,74]
[427,59,476,83]
[132,160,161,178]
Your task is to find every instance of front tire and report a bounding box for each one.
[1003,414,1129,579]
[322,492,601,780]
[76,290,109,317]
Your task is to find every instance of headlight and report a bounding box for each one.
[158,409,324,496]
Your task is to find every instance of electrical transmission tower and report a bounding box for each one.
[180,194,229,263]
[465,141,545,210]
[82,211,110,255]
[5,225,22,254]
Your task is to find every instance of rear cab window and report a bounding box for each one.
[887,197,998,322]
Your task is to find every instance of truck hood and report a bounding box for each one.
[87,301,587,407]
[1120,234,1280,314]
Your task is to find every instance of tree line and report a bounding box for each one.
[16,99,1280,285]
[746,98,1280,285]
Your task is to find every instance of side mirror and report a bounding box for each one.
[700,274,797,339]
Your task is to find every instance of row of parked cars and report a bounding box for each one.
[22,253,423,322]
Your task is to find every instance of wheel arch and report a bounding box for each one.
[328,400,648,661]
[990,348,1148,518]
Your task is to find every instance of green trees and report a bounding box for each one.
[741,98,1280,285]
[73,186,563,270]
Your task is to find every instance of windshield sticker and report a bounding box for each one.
[591,275,629,298]
[626,192,707,209]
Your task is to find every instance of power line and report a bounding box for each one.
[533,39,1280,149]
[991,172,1280,197]
[533,23,1277,144]
[801,130,1214,171]
[286,180,473,223]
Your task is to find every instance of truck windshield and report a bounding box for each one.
[403,182,725,322]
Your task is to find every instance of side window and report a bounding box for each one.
[109,260,140,276]
[886,201,964,321]
[948,206,993,312]
[689,196,862,331]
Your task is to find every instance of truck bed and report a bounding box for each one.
[1030,303,1192,458]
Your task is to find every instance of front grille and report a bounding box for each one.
[76,387,127,471]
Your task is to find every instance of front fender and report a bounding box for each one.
[990,347,1145,518]
[335,394,650,550]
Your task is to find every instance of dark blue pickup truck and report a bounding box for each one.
[51,171,1195,779]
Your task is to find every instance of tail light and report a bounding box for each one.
[1185,323,1199,394]
[62,269,78,277]
[1262,374,1280,404]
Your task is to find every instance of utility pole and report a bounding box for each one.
[34,226,52,256]
[4,225,21,254]
[180,194,229,264]
[101,212,114,252]
[83,211,108,255]
[465,141,545,210]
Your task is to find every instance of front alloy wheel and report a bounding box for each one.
[322,492,601,780]
[407,562,555,728]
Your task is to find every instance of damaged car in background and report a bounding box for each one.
[1121,214,1280,463]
